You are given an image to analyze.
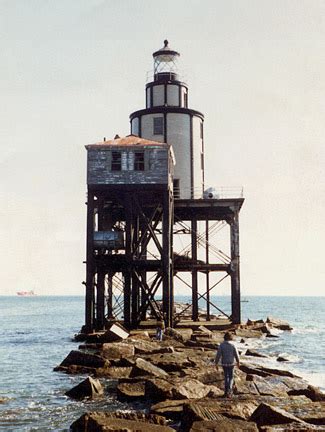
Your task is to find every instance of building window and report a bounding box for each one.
[153,117,164,135]
[111,151,121,171]
[134,152,145,171]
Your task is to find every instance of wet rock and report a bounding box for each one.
[70,411,173,432]
[277,376,310,391]
[277,355,290,362]
[57,350,108,369]
[275,396,325,425]
[65,377,103,400]
[101,322,129,342]
[250,402,307,427]
[131,358,169,378]
[117,381,145,400]
[102,342,134,360]
[189,418,259,431]
[288,385,325,402]
[246,349,269,358]
[266,317,293,331]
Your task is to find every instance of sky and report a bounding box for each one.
[1,0,325,296]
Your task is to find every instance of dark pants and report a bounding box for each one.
[223,366,234,395]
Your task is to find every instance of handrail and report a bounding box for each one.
[173,186,244,200]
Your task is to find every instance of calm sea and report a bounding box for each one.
[0,295,324,431]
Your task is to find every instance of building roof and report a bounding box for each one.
[85,134,169,149]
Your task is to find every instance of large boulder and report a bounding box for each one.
[57,350,108,369]
[250,402,307,427]
[181,400,258,431]
[145,378,175,400]
[150,399,189,421]
[145,377,212,401]
[275,397,325,425]
[65,377,103,400]
[144,352,194,373]
[117,381,146,400]
[131,358,169,378]
[101,322,129,342]
[266,317,293,331]
[235,329,263,338]
[102,342,134,360]
[95,366,132,379]
[173,378,212,400]
[288,385,325,402]
[245,349,269,358]
[131,339,163,354]
[70,411,173,432]
[249,375,287,397]
[165,327,187,342]
[260,423,325,431]
[189,418,259,431]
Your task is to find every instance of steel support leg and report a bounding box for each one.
[85,190,95,332]
[191,217,198,321]
[230,211,241,324]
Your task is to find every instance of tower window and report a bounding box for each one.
[134,152,145,171]
[153,117,164,135]
[111,151,121,171]
[184,92,188,108]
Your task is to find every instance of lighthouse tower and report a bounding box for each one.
[130,40,204,199]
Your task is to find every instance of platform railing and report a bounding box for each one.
[173,186,244,200]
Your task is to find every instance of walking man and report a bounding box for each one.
[215,332,240,398]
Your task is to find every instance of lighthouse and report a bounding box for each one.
[130,40,204,199]
[82,40,244,334]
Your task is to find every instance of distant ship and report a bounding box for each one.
[17,290,37,297]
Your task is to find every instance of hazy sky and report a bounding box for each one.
[1,0,325,296]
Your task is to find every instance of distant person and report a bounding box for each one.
[156,317,165,341]
[215,332,240,398]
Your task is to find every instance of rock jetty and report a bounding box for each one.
[54,318,325,431]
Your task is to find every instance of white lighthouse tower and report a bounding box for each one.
[130,40,204,199]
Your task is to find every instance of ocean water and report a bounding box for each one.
[0,295,324,431]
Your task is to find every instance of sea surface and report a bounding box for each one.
[0,295,324,431]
